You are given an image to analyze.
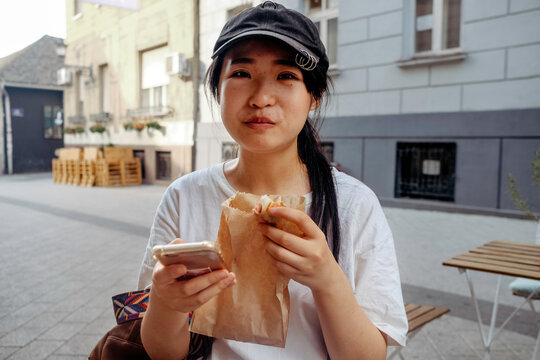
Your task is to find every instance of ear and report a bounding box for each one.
[310,96,320,111]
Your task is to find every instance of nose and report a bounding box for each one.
[249,79,276,109]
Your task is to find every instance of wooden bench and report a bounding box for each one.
[388,303,450,359]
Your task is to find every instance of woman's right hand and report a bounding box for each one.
[150,239,236,313]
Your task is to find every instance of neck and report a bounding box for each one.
[224,149,310,195]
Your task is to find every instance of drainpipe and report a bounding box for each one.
[191,0,200,172]
[0,82,4,174]
[0,82,12,174]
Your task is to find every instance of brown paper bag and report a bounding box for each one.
[190,192,305,347]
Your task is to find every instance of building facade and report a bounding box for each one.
[196,0,540,214]
[62,0,198,184]
[0,36,65,174]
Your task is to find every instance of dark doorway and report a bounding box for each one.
[7,87,63,173]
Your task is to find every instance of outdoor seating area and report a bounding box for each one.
[52,146,142,187]
[443,240,540,360]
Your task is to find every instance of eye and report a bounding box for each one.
[277,72,299,80]
[231,70,250,78]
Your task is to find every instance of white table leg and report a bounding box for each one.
[529,300,538,360]
[460,269,539,360]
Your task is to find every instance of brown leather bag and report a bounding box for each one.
[89,318,150,360]
[89,317,213,360]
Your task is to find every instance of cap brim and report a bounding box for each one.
[211,29,320,64]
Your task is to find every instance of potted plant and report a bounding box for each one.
[64,126,85,134]
[124,121,145,132]
[508,150,540,241]
[90,124,107,134]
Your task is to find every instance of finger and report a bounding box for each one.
[170,238,186,245]
[259,223,310,255]
[267,207,322,237]
[266,240,304,271]
[190,272,236,305]
[274,259,302,278]
[153,263,187,284]
[181,269,232,295]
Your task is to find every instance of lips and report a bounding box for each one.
[244,116,276,129]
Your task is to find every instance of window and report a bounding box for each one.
[44,105,63,139]
[395,142,456,201]
[156,151,171,180]
[141,46,169,111]
[414,0,461,54]
[307,0,339,67]
[99,64,110,113]
[222,142,238,162]
[74,0,82,16]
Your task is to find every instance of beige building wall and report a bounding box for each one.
[62,0,195,184]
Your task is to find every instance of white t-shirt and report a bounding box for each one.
[138,163,408,358]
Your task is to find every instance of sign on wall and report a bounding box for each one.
[11,108,24,117]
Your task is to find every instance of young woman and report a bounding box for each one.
[138,2,407,359]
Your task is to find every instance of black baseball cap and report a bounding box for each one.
[211,1,329,72]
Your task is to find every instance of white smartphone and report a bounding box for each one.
[152,241,225,279]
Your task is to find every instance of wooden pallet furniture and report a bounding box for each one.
[95,146,142,187]
[79,160,96,187]
[121,158,143,186]
[103,146,134,162]
[52,158,63,183]
[96,159,123,187]
[387,304,450,359]
[79,147,102,187]
[52,147,83,184]
[66,159,81,185]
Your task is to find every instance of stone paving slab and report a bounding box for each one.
[0,173,537,360]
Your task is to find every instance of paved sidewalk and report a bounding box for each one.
[0,173,537,359]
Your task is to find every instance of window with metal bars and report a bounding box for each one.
[395,142,456,201]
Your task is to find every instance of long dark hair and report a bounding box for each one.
[205,46,341,262]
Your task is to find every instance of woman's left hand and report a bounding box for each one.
[258,206,340,292]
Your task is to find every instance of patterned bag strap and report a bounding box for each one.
[111,290,213,359]
[112,289,150,324]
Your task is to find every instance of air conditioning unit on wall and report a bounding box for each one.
[166,52,191,79]
[57,67,72,85]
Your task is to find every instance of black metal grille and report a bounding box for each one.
[156,151,171,180]
[133,150,145,179]
[395,142,456,201]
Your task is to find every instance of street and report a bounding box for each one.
[0,173,537,359]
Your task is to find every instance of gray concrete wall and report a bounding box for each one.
[320,109,540,212]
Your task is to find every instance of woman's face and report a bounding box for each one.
[218,38,316,157]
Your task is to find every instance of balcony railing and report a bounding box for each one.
[90,112,113,123]
[126,106,173,119]
[67,115,86,125]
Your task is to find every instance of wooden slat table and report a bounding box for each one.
[443,241,540,360]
